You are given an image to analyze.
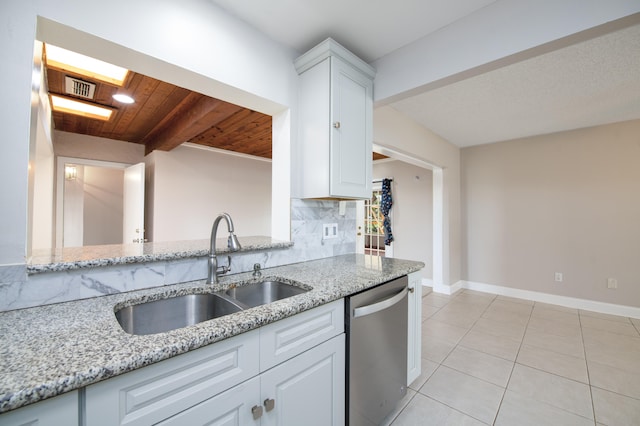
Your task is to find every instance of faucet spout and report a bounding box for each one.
[207,213,242,284]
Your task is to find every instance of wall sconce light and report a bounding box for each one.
[65,165,77,181]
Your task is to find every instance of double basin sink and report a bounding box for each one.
[115,280,309,335]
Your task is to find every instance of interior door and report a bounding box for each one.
[123,162,145,243]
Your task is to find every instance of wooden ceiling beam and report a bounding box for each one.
[142,93,241,155]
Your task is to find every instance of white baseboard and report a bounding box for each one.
[459,280,640,319]
[424,279,464,296]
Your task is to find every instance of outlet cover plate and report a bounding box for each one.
[323,223,338,240]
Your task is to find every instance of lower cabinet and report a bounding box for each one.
[160,334,344,426]
[260,334,344,426]
[86,299,345,426]
[0,391,78,426]
[85,328,260,426]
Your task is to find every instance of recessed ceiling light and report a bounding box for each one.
[45,44,129,86]
[113,94,135,104]
[50,95,114,121]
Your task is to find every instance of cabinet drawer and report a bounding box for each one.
[260,299,344,371]
[158,376,260,426]
[86,329,259,426]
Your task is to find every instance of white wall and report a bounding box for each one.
[373,160,433,280]
[146,145,271,241]
[29,40,55,252]
[30,102,55,251]
[0,0,297,269]
[374,106,461,288]
[372,0,640,103]
[53,131,145,164]
[462,119,640,308]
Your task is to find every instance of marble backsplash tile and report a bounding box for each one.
[0,199,358,312]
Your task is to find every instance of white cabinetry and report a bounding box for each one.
[0,391,78,426]
[407,271,423,385]
[158,376,260,426]
[86,300,344,426]
[85,328,259,426]
[294,38,375,199]
[261,335,344,426]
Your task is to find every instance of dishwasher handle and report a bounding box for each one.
[353,287,408,319]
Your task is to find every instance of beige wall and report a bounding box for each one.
[146,145,271,242]
[83,166,124,246]
[462,119,640,307]
[374,105,461,287]
[373,160,433,280]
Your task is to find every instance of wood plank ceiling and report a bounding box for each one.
[45,55,273,158]
[45,46,386,161]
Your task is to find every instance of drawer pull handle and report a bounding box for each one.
[264,398,276,412]
[333,121,341,129]
[251,405,263,420]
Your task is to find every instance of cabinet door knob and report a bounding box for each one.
[264,398,276,412]
[251,405,263,420]
[333,121,341,129]
[408,287,415,293]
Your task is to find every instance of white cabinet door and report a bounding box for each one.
[407,271,423,385]
[261,334,345,426]
[295,38,374,200]
[0,391,78,426]
[158,376,260,426]
[329,56,372,199]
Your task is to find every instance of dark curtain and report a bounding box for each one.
[381,178,394,245]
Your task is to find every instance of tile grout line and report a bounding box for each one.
[630,317,640,336]
[384,389,418,426]
[389,289,443,425]
[440,291,505,425]
[423,393,493,426]
[415,291,498,424]
[490,300,534,425]
[418,291,638,425]
[577,311,598,426]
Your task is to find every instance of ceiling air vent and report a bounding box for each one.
[64,76,96,99]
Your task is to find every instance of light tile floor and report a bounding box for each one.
[386,289,640,426]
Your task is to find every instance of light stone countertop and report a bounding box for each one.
[0,254,424,414]
[27,236,293,274]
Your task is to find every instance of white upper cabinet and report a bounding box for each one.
[295,38,375,199]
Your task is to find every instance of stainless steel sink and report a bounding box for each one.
[225,280,309,308]
[115,293,244,335]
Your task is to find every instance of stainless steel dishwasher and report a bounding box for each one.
[346,275,408,425]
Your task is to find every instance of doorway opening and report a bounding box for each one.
[357,144,444,288]
[55,156,144,248]
[363,183,390,257]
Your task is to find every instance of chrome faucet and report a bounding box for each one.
[207,213,242,284]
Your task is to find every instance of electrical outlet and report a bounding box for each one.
[322,223,338,240]
[607,278,618,289]
[554,272,563,282]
